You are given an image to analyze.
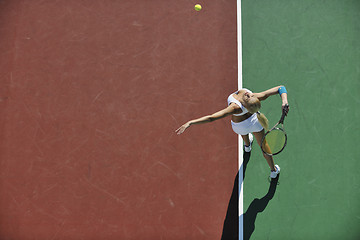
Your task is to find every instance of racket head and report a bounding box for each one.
[261,127,287,156]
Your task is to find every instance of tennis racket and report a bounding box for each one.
[261,104,289,156]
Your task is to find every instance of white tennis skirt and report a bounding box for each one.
[231,113,264,135]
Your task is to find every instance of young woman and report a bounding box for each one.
[175,86,289,178]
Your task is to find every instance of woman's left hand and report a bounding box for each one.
[175,122,191,135]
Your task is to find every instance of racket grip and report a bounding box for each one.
[279,104,289,124]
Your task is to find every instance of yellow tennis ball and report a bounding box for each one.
[194,4,202,11]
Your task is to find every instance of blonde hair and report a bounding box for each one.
[256,112,269,131]
[247,98,269,130]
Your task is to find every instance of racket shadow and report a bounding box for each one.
[221,152,280,240]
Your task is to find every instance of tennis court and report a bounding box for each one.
[242,0,360,239]
[0,0,359,239]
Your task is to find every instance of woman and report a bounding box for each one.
[175,85,289,178]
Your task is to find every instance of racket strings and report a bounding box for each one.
[262,129,286,155]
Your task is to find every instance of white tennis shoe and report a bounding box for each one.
[244,133,254,153]
[270,165,280,178]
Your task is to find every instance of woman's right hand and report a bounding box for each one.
[175,122,191,135]
[282,103,289,116]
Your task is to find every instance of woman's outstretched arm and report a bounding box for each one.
[254,85,289,114]
[175,104,238,135]
[254,86,286,101]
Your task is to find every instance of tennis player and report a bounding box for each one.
[175,86,289,178]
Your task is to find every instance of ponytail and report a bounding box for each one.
[256,112,269,131]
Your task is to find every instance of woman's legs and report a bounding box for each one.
[241,134,250,147]
[252,130,276,172]
[241,134,254,152]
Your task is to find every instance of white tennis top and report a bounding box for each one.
[227,89,253,116]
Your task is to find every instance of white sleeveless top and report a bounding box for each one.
[227,89,253,116]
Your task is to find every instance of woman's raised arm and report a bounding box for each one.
[254,85,289,114]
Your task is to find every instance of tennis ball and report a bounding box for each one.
[194,4,202,11]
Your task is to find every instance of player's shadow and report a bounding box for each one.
[221,152,279,240]
[243,174,279,240]
[220,152,251,240]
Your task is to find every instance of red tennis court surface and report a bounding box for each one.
[0,1,238,239]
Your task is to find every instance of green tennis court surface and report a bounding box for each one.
[241,0,360,239]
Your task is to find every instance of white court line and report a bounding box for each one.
[237,1,244,240]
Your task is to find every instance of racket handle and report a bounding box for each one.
[279,104,289,124]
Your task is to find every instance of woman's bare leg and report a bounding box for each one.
[241,134,250,147]
[252,130,276,171]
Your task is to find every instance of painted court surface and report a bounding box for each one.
[0,0,359,239]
